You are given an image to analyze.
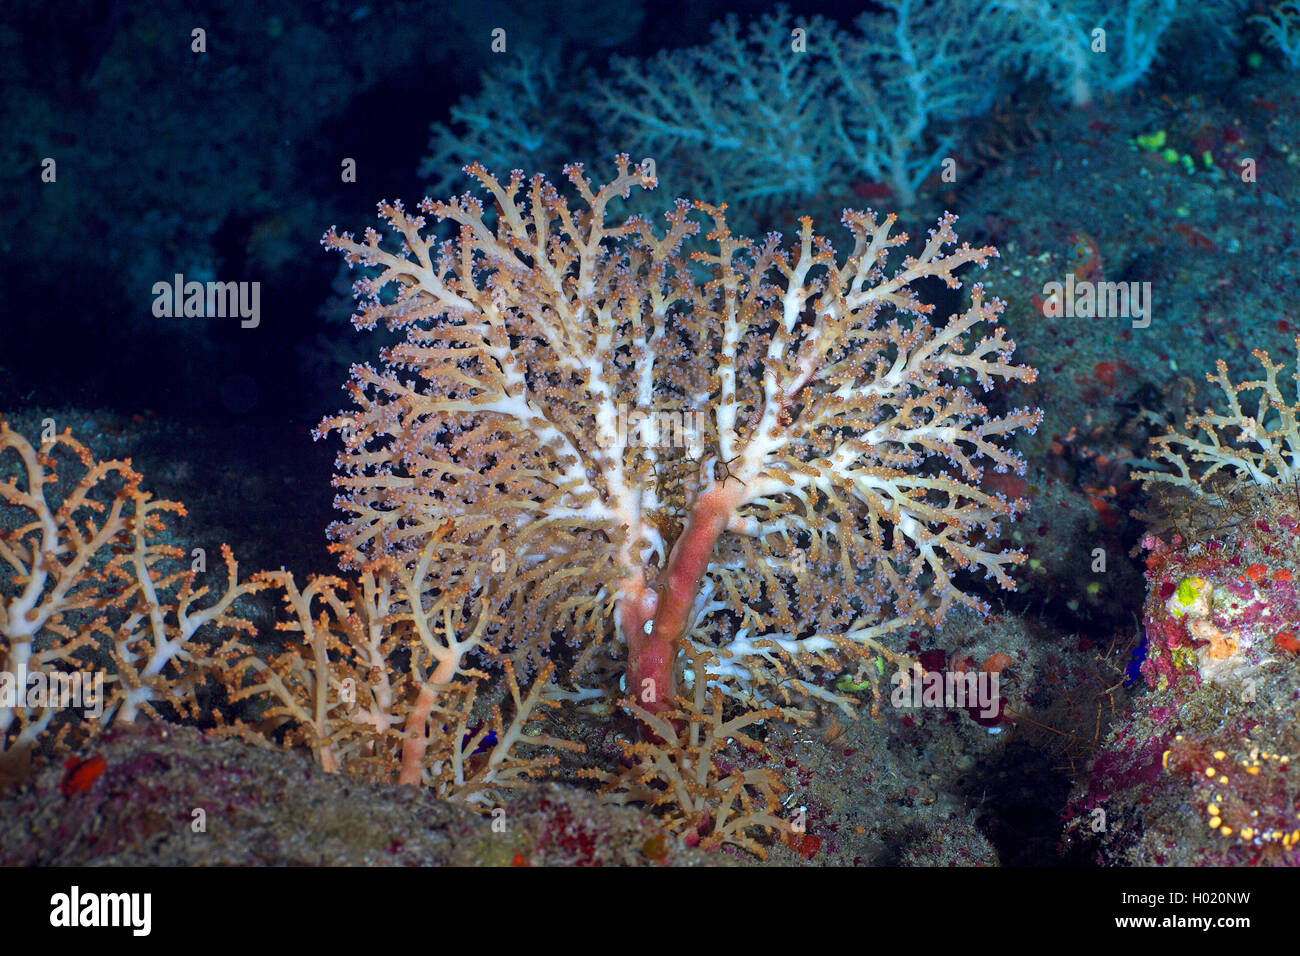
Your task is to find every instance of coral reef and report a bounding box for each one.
[1066,502,1300,864]
[1064,349,1300,864]
[2,154,1042,853]
[7,0,1300,872]
[0,722,716,866]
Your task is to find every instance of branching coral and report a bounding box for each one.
[1255,1,1300,69]
[1134,339,1300,494]
[428,2,1011,213]
[420,49,596,199]
[581,650,787,857]
[215,525,584,795]
[320,155,1040,734]
[0,423,579,812]
[0,424,261,752]
[2,153,1044,852]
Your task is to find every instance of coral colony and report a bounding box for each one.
[6,0,1300,866]
[1,155,1041,852]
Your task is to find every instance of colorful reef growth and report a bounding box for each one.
[1066,343,1300,865]
[3,157,1041,855]
[319,155,1040,729]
